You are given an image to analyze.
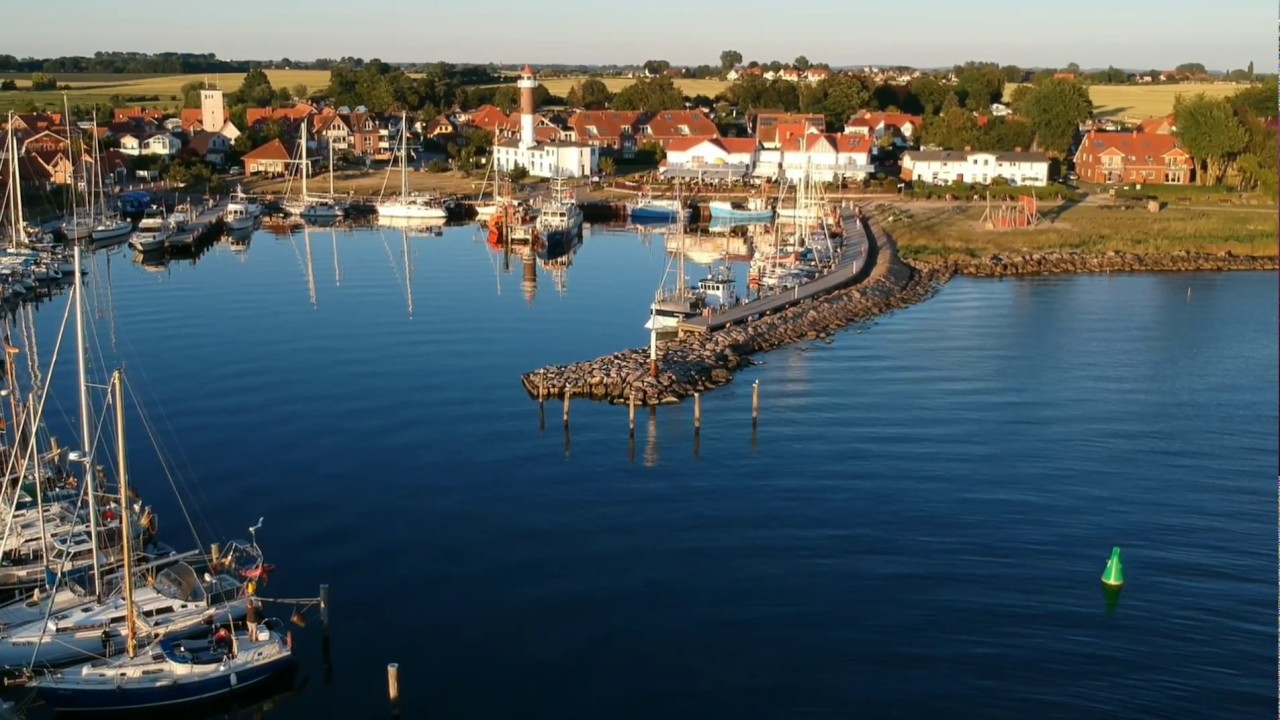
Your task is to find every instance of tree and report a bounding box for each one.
[29,73,57,91]
[1246,60,1254,78]
[566,78,612,109]
[811,74,869,129]
[1228,77,1277,119]
[598,156,617,176]
[1174,93,1248,185]
[920,107,979,150]
[793,55,811,72]
[908,76,949,115]
[611,76,685,111]
[508,163,529,181]
[0,79,16,91]
[291,84,308,100]
[642,60,670,76]
[1000,65,1023,83]
[1065,62,1080,75]
[955,68,1004,111]
[718,50,742,73]
[1017,78,1093,155]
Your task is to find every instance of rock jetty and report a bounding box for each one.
[919,249,1276,277]
[520,218,951,406]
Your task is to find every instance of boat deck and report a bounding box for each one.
[165,202,227,247]
[676,208,871,335]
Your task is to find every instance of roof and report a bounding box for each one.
[854,111,923,129]
[241,139,292,162]
[521,64,535,77]
[666,136,760,154]
[754,112,824,144]
[1078,130,1186,161]
[187,132,226,154]
[568,110,641,139]
[640,110,718,139]
[1136,115,1175,134]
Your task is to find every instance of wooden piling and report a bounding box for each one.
[387,662,401,714]
[751,381,759,427]
[628,393,636,438]
[562,393,571,427]
[319,584,330,632]
[693,393,702,432]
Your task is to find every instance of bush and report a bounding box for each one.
[508,163,529,182]
[426,159,449,173]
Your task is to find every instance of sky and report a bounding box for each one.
[1,0,1272,71]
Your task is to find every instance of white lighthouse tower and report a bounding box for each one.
[517,64,538,149]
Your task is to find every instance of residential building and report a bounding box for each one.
[20,130,71,155]
[241,139,294,176]
[845,110,922,146]
[804,68,832,83]
[637,109,719,149]
[901,149,1052,186]
[566,110,640,158]
[188,132,232,165]
[141,133,182,158]
[489,65,598,178]
[775,133,875,181]
[661,137,760,180]
[117,134,143,156]
[1136,115,1176,134]
[25,150,75,185]
[314,110,353,153]
[754,112,825,148]
[112,106,166,124]
[1071,130,1194,185]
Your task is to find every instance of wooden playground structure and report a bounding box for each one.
[979,191,1043,230]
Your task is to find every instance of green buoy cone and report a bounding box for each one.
[1100,546,1124,587]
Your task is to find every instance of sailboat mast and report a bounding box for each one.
[400,111,408,196]
[402,229,413,318]
[113,369,137,659]
[6,114,15,246]
[300,123,309,201]
[72,203,102,600]
[328,135,334,197]
[28,394,48,565]
[11,114,27,245]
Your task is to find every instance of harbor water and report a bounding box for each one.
[13,221,1276,718]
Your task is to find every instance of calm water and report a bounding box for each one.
[12,221,1276,719]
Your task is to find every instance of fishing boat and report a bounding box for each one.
[644,197,705,331]
[534,177,583,246]
[696,265,739,310]
[376,112,448,220]
[228,186,262,218]
[708,197,774,223]
[223,202,255,232]
[128,207,172,252]
[627,189,687,223]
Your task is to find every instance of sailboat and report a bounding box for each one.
[86,119,132,244]
[284,123,344,220]
[4,113,56,251]
[644,187,705,331]
[28,370,295,712]
[376,112,447,220]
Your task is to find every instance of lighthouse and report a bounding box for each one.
[517,64,537,149]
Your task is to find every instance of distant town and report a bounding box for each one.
[0,51,1275,213]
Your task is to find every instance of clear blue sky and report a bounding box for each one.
[2,0,1270,70]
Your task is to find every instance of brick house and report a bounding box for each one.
[1072,130,1194,185]
[566,110,641,158]
[313,111,353,153]
[241,139,294,176]
[1136,115,1176,134]
[20,130,71,155]
[846,110,923,145]
[754,112,825,148]
[637,109,719,149]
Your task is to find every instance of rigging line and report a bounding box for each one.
[123,377,203,555]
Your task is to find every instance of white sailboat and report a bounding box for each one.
[86,118,132,244]
[284,123,344,220]
[644,186,705,331]
[376,112,448,220]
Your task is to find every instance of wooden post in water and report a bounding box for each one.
[562,392,571,428]
[319,584,330,635]
[209,543,221,569]
[387,662,401,716]
[628,393,636,438]
[693,393,701,433]
[751,380,760,428]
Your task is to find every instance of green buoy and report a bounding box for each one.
[1100,546,1124,587]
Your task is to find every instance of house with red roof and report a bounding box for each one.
[661,137,760,179]
[754,112,825,148]
[241,139,295,177]
[901,149,1051,186]
[776,133,875,182]
[1072,129,1194,185]
[804,68,832,83]
[566,110,642,158]
[1135,114,1176,135]
[113,107,166,124]
[637,109,719,149]
[846,110,922,146]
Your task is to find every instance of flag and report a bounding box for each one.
[2,334,18,355]
[290,610,307,628]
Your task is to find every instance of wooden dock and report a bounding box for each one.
[165,201,227,248]
[676,207,873,335]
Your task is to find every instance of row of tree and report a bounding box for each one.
[0,52,247,74]
[1172,82,1276,193]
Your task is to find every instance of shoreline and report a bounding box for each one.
[520,209,1274,406]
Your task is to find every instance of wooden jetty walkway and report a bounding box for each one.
[676,207,873,335]
[166,200,227,248]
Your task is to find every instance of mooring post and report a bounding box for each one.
[628,393,636,438]
[209,543,221,569]
[693,393,702,433]
[563,392,571,428]
[387,662,401,716]
[319,584,330,635]
[751,380,760,428]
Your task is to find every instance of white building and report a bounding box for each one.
[117,134,143,156]
[490,65,598,179]
[141,133,182,157]
[901,149,1051,187]
[772,132,875,182]
[661,137,759,180]
[198,88,242,141]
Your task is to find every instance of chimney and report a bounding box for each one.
[963,145,971,152]
[1131,130,1138,137]
[1014,146,1022,153]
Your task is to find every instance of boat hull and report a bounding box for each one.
[223,215,254,231]
[708,206,774,223]
[129,236,166,252]
[33,653,294,712]
[92,222,133,242]
[628,205,684,222]
[376,204,447,219]
[299,207,344,220]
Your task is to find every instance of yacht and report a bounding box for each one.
[129,207,172,252]
[229,186,262,217]
[377,112,448,219]
[223,201,256,232]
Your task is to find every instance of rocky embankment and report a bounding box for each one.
[520,219,953,405]
[918,250,1276,277]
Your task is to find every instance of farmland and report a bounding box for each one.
[1005,82,1247,120]
[0,69,332,112]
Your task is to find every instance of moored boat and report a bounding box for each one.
[708,197,774,223]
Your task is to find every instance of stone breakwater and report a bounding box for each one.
[520,219,952,406]
[918,250,1277,277]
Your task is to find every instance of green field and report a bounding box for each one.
[0,69,332,112]
[1005,82,1247,120]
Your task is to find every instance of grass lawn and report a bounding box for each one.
[497,75,730,98]
[243,167,547,197]
[883,202,1278,261]
[0,70,332,113]
[1004,83,1246,120]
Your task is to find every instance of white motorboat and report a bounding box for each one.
[129,207,172,252]
[223,203,255,231]
[229,186,262,217]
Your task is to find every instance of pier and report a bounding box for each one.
[519,208,951,406]
[676,209,870,334]
[165,200,227,248]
